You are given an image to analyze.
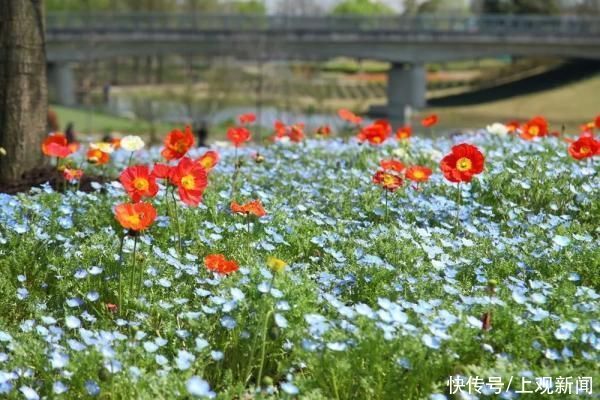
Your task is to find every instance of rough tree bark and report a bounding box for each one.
[0,0,47,184]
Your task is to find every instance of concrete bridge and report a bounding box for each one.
[46,13,600,124]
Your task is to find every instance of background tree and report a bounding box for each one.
[332,0,395,15]
[0,0,48,183]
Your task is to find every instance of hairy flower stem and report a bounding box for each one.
[384,189,389,223]
[455,183,462,232]
[128,235,138,304]
[256,309,274,389]
[117,234,125,314]
[170,190,183,256]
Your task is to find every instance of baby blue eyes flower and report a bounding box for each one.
[281,382,299,395]
[65,316,81,329]
[186,376,216,398]
[19,386,39,400]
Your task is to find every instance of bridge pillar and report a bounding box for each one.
[387,62,426,126]
[48,62,76,106]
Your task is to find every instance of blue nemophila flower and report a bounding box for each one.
[20,385,39,400]
[186,376,215,398]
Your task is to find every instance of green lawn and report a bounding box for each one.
[52,105,172,138]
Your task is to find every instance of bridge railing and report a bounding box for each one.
[46,13,600,37]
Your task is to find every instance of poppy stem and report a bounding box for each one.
[117,234,125,314]
[384,189,389,223]
[129,235,138,304]
[455,183,462,232]
[170,190,183,256]
[256,309,274,389]
[246,213,251,234]
[127,152,134,166]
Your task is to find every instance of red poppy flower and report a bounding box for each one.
[152,163,174,181]
[227,127,252,147]
[196,150,219,172]
[42,134,74,158]
[120,165,159,202]
[170,157,208,206]
[405,166,432,182]
[421,114,438,128]
[440,143,485,183]
[230,199,267,217]
[87,148,110,165]
[372,170,403,192]
[380,159,405,172]
[521,116,549,140]
[595,115,600,129]
[204,254,239,275]
[505,120,520,133]
[114,202,157,231]
[338,108,362,125]
[289,124,305,142]
[396,126,411,140]
[568,136,599,160]
[161,126,195,160]
[238,113,256,125]
[359,122,389,145]
[63,168,83,182]
[315,125,331,137]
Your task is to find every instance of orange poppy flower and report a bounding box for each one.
[238,113,256,125]
[152,163,174,181]
[405,166,432,182]
[505,120,520,133]
[111,137,121,149]
[440,143,485,183]
[380,159,405,172]
[227,127,252,147]
[372,170,403,192]
[315,125,331,137]
[114,202,157,232]
[204,254,239,275]
[42,134,74,158]
[521,116,549,140]
[170,157,208,206]
[358,122,389,145]
[421,114,438,128]
[338,108,362,125]
[396,126,411,140]
[161,126,195,160]
[87,148,110,165]
[289,124,305,142]
[196,150,219,171]
[120,165,159,203]
[230,199,267,217]
[568,136,599,160]
[63,168,83,182]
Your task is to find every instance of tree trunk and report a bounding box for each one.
[0,0,47,184]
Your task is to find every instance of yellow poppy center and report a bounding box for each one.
[181,174,195,190]
[456,157,472,172]
[383,174,396,186]
[124,214,141,226]
[413,170,425,179]
[529,126,539,136]
[174,140,187,153]
[200,158,212,169]
[580,146,591,154]
[133,177,149,191]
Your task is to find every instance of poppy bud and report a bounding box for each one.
[255,154,265,164]
[481,311,492,332]
[0,147,6,157]
[262,376,273,387]
[269,326,280,340]
[98,367,110,381]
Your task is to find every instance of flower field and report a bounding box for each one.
[0,113,598,399]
